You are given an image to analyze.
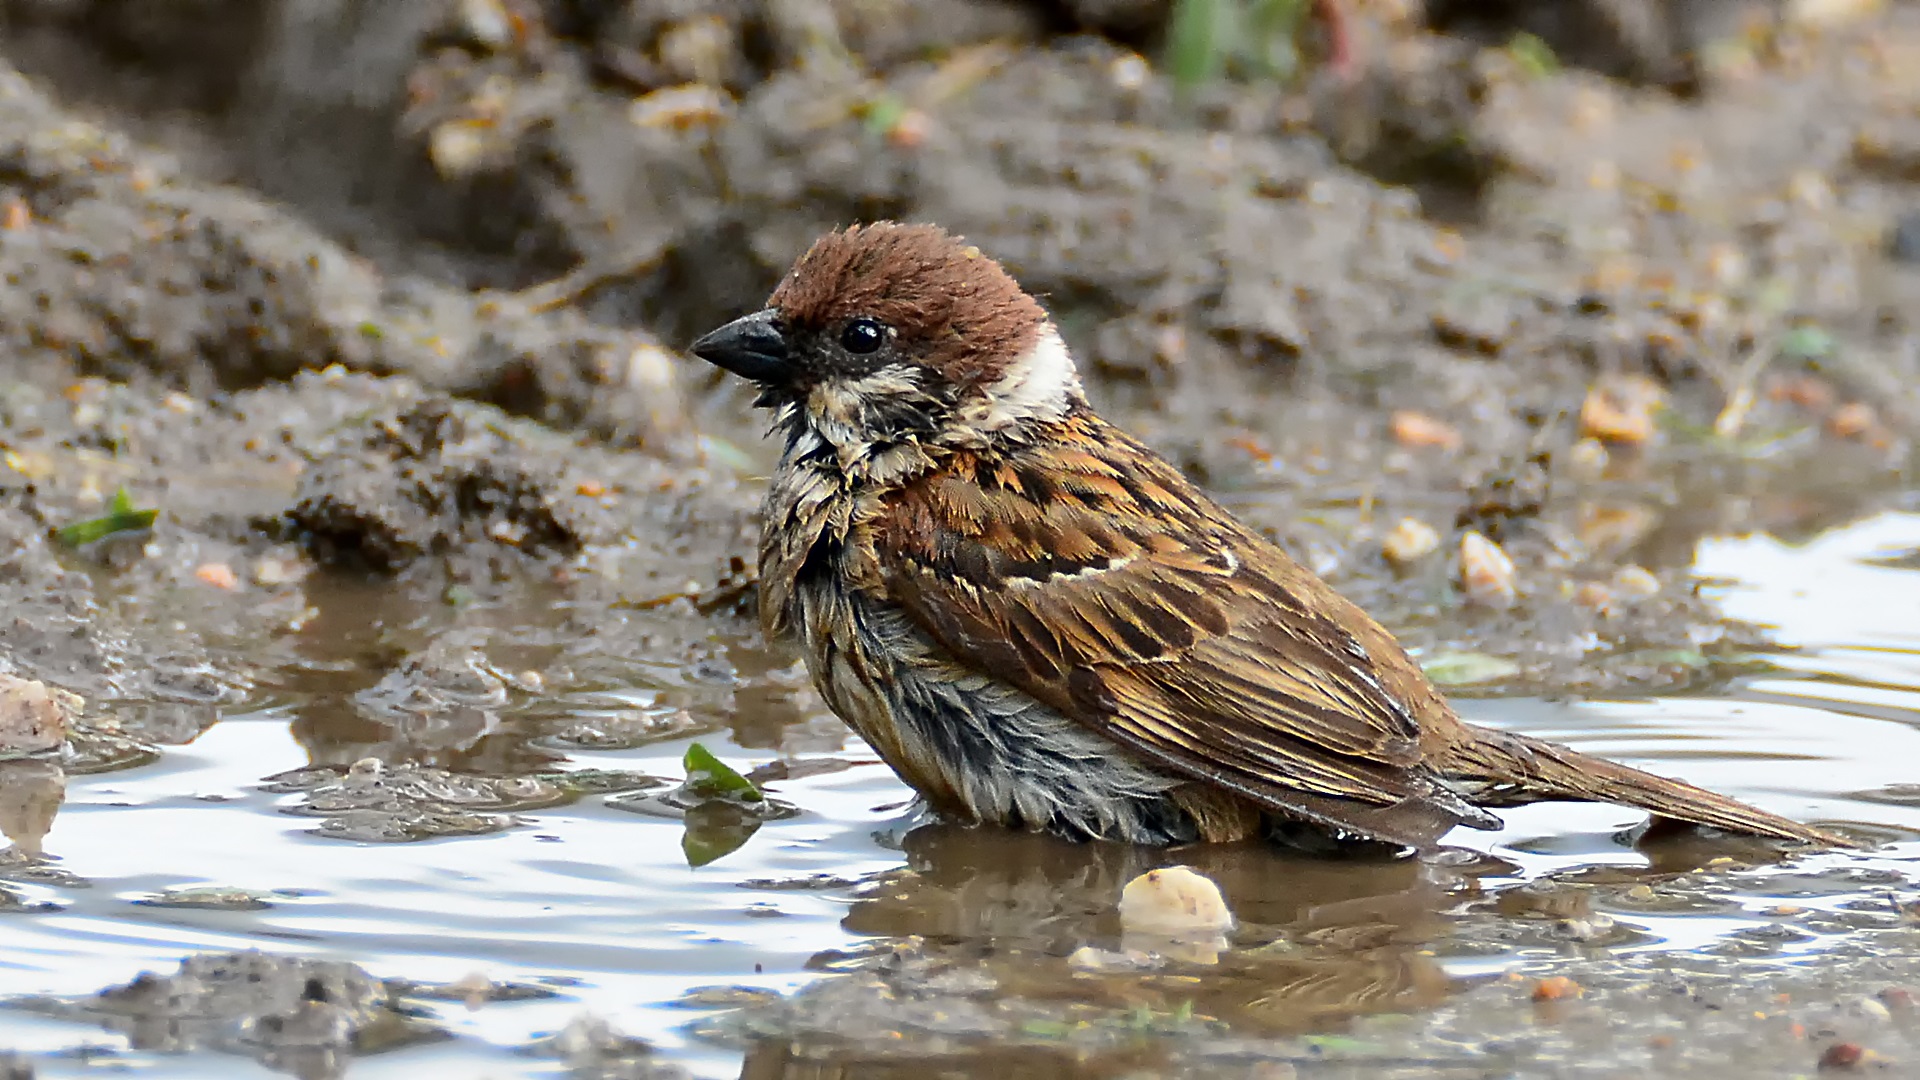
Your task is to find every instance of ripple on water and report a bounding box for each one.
[1,513,1920,1078]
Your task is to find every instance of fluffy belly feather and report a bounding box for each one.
[793,581,1200,844]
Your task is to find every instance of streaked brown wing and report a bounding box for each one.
[873,419,1495,844]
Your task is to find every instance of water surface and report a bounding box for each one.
[4,511,1920,1078]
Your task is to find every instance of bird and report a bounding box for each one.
[690,221,1848,853]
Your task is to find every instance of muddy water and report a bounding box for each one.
[2,510,1920,1078]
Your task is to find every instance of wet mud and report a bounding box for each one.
[0,0,1919,1077]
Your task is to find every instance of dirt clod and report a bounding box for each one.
[0,676,78,755]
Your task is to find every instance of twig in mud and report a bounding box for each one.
[499,251,668,316]
[1709,336,1779,440]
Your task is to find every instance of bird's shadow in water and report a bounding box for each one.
[745,819,1822,1079]
[836,824,1510,1029]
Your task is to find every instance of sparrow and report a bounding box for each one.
[691,221,1846,852]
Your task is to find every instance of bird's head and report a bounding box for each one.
[691,222,1085,457]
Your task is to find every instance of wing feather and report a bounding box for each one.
[874,419,1496,844]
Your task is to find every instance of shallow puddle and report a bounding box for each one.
[4,510,1920,1078]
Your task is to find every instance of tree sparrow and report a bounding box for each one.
[691,222,1845,852]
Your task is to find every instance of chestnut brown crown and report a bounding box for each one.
[691,222,1051,404]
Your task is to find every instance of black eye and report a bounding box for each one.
[840,317,885,355]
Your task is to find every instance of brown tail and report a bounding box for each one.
[1441,724,1853,847]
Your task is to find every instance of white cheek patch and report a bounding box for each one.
[842,365,924,401]
[808,365,921,427]
[805,364,924,455]
[970,323,1083,430]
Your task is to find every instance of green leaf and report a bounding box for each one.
[1019,1018,1074,1038]
[1420,651,1522,686]
[1245,0,1307,79]
[682,742,763,802]
[1165,0,1226,91]
[1779,324,1834,361]
[55,487,159,546]
[1505,32,1560,79]
[860,94,908,138]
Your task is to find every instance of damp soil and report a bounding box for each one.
[1,1,1920,1078]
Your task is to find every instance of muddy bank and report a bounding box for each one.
[9,950,696,1080]
[0,367,756,754]
[0,3,1917,697]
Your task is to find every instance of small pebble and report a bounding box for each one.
[1612,564,1661,598]
[0,675,76,754]
[657,16,733,86]
[1579,377,1665,445]
[1389,410,1462,451]
[428,122,491,179]
[886,109,933,150]
[252,557,300,587]
[1818,1041,1872,1071]
[1110,53,1150,92]
[195,563,240,590]
[1828,402,1876,439]
[630,84,734,131]
[457,0,515,48]
[1382,518,1441,566]
[1458,531,1517,609]
[1564,437,1609,479]
[1120,866,1233,936]
[1572,582,1616,617]
[1532,975,1583,1002]
[1772,374,1837,412]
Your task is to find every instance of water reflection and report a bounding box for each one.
[0,760,63,860]
[2,512,1920,1079]
[844,824,1475,1027]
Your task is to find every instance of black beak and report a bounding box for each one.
[691,309,789,384]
